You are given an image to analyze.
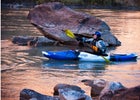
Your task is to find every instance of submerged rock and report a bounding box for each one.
[28,2,121,46]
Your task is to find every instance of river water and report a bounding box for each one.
[1,9,140,100]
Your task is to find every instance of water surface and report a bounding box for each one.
[1,9,140,100]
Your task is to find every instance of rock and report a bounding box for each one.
[53,84,92,100]
[53,83,85,96]
[100,85,140,100]
[81,79,139,100]
[101,30,121,46]
[81,79,106,97]
[99,81,126,99]
[20,83,140,100]
[11,36,58,46]
[20,88,59,100]
[20,84,92,100]
[58,88,92,100]
[28,2,121,46]
[12,36,80,46]
[12,36,35,46]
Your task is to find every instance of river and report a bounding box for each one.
[1,8,140,100]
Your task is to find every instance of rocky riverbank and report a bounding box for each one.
[20,79,140,100]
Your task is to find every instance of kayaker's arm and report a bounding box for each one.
[76,37,93,43]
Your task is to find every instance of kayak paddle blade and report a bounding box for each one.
[64,29,75,38]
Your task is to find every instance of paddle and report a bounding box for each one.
[63,29,76,39]
[101,56,110,63]
[63,29,110,63]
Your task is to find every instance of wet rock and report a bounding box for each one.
[82,79,140,100]
[20,88,59,100]
[20,84,92,100]
[12,36,34,46]
[28,36,59,47]
[112,85,140,100]
[81,79,106,97]
[58,88,92,100]
[19,83,140,100]
[53,84,92,100]
[99,81,126,99]
[12,36,57,46]
[28,2,121,46]
[100,85,140,100]
[53,83,85,96]
[12,36,79,46]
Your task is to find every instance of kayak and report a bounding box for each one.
[78,51,137,62]
[78,51,110,62]
[42,50,78,60]
[110,53,137,61]
[42,50,137,62]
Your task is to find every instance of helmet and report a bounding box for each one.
[94,31,101,37]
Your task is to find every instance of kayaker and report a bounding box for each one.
[82,31,107,56]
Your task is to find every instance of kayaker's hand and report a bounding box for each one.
[76,37,86,42]
[81,37,86,42]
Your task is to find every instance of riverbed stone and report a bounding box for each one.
[81,79,106,97]
[20,88,59,100]
[99,81,126,99]
[100,85,140,100]
[28,2,121,46]
[53,83,85,96]
[12,36,35,46]
[81,79,133,100]
[58,88,92,100]
[12,36,80,46]
[19,84,140,100]
[12,36,58,46]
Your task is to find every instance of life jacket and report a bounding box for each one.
[91,38,106,54]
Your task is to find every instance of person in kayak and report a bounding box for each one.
[81,31,107,56]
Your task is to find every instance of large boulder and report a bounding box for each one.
[28,2,121,46]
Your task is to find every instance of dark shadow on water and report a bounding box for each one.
[111,60,137,66]
[42,60,78,70]
[42,60,107,70]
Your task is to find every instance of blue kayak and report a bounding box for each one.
[42,50,79,60]
[42,50,137,62]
